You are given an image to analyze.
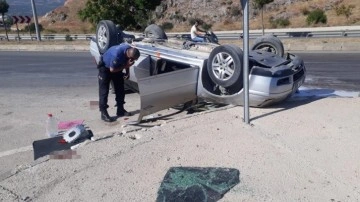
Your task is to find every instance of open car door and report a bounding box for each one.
[133,56,200,123]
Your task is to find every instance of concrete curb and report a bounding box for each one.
[0,45,89,52]
[284,42,360,52]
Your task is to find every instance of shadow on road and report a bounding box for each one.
[251,87,356,121]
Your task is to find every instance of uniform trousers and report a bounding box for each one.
[98,66,125,111]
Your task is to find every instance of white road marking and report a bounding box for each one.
[0,145,33,158]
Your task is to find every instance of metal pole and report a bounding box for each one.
[241,0,250,124]
[15,22,20,40]
[31,0,41,41]
[28,22,32,40]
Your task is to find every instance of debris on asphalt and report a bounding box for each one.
[127,134,142,140]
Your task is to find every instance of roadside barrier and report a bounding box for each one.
[2,26,360,41]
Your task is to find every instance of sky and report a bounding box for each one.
[5,0,65,16]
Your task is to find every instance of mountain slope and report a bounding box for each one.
[40,0,360,33]
[39,0,92,33]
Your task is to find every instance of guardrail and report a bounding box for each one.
[212,30,360,39]
[2,26,360,41]
[1,34,94,41]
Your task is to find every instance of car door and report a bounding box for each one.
[136,66,199,123]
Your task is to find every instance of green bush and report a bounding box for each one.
[170,14,186,22]
[59,28,70,33]
[161,22,174,30]
[276,18,290,27]
[45,29,57,34]
[202,23,212,31]
[270,17,290,28]
[188,18,195,25]
[335,4,355,19]
[306,9,327,25]
[230,7,241,17]
[24,23,43,32]
[301,7,310,15]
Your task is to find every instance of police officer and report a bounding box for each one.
[98,43,140,122]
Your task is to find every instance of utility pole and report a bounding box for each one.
[241,0,250,124]
[31,0,41,41]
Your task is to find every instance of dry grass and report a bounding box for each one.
[252,0,360,29]
[221,37,360,47]
[38,0,93,33]
[160,0,360,32]
[209,0,360,31]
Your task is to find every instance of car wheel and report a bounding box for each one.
[207,45,243,88]
[96,20,118,54]
[251,34,284,57]
[144,24,167,40]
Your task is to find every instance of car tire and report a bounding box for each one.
[96,20,118,54]
[207,45,243,88]
[251,34,284,57]
[144,24,167,40]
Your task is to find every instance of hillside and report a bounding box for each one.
[39,0,92,34]
[39,0,360,34]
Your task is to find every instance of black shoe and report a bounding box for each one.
[101,110,116,122]
[117,109,132,117]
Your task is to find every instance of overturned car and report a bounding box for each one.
[90,20,306,122]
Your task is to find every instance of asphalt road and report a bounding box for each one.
[0,51,96,88]
[0,51,359,178]
[0,51,359,91]
[296,52,360,91]
[0,52,360,91]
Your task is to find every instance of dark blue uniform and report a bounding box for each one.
[98,44,131,112]
[103,44,131,69]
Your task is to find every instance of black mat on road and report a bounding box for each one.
[156,167,240,202]
[32,130,93,160]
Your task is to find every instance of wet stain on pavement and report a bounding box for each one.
[3,112,13,116]
[0,125,13,131]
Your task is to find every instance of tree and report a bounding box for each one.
[0,0,9,41]
[78,0,162,30]
[24,23,43,32]
[253,0,274,35]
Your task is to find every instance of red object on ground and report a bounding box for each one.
[58,138,67,144]
[58,120,84,130]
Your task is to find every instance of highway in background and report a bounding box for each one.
[0,51,359,92]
